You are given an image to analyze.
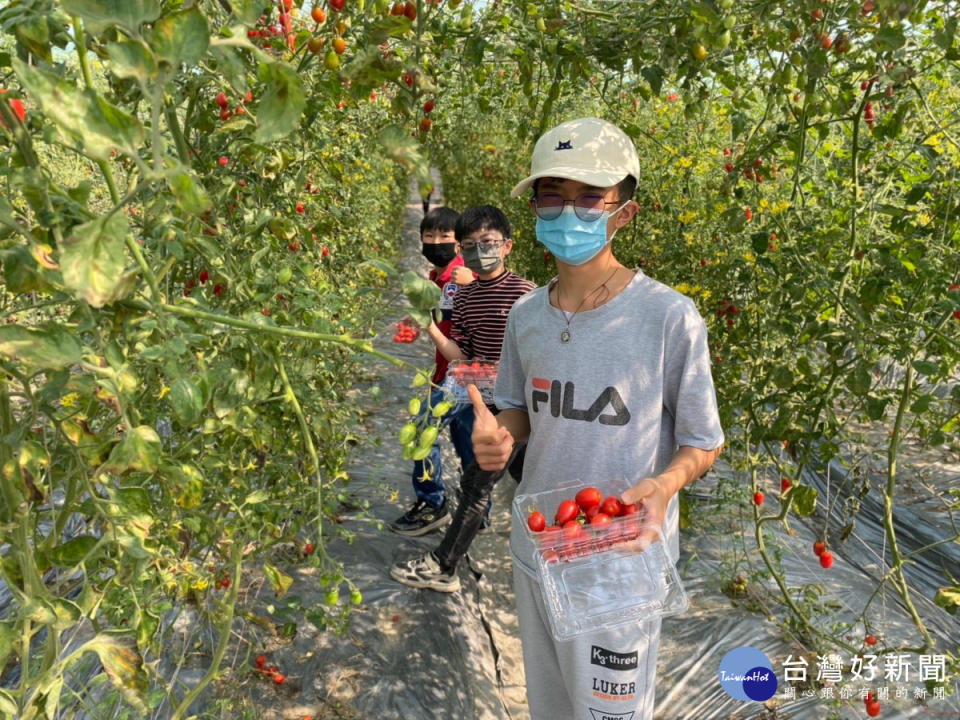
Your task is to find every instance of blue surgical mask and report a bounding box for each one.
[535,203,628,266]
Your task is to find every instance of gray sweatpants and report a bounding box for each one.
[513,563,662,720]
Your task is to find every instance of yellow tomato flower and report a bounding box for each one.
[60,393,79,408]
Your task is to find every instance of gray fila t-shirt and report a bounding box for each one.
[494,270,725,577]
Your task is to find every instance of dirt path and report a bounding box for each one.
[233,175,529,720]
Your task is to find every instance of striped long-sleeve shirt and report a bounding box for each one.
[451,270,536,362]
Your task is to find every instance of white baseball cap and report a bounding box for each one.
[510,117,640,198]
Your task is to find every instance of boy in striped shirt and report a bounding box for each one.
[390,205,535,590]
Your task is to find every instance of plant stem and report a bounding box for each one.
[165,105,193,167]
[751,466,810,630]
[273,350,326,558]
[884,362,933,646]
[169,546,241,720]
[149,302,407,367]
[72,16,169,322]
[72,17,120,204]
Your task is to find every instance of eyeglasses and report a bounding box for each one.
[460,237,505,250]
[532,192,621,222]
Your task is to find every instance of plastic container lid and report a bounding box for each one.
[513,481,689,641]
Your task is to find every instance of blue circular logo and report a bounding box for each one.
[718,646,778,702]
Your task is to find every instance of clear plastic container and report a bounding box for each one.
[513,481,689,641]
[442,359,499,405]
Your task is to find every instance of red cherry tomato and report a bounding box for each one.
[527,511,546,533]
[562,520,584,540]
[554,499,579,526]
[575,487,602,512]
[620,502,640,516]
[599,496,623,517]
[589,512,612,527]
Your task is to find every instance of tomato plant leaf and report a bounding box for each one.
[368,16,415,43]
[0,324,83,369]
[59,213,133,308]
[0,620,14,666]
[14,14,51,63]
[243,489,270,505]
[105,39,157,82]
[791,485,818,517]
[263,562,294,598]
[912,359,939,378]
[873,26,906,52]
[933,586,960,615]
[102,426,162,475]
[166,168,212,216]
[402,271,440,328]
[210,45,247,93]
[359,258,398,277]
[49,598,83,631]
[640,65,664,95]
[13,60,143,161]
[227,0,263,26]
[0,688,16,717]
[168,378,204,427]
[866,395,889,421]
[84,633,149,713]
[254,61,306,143]
[148,9,209,69]
[0,246,59,294]
[48,536,100,567]
[61,0,161,33]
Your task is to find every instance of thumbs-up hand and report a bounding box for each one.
[468,383,514,470]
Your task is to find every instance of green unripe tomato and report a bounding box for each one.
[408,397,421,416]
[411,445,431,461]
[350,589,362,605]
[277,267,293,284]
[398,422,417,445]
[418,425,439,448]
[324,51,340,71]
[431,400,451,418]
[324,589,339,606]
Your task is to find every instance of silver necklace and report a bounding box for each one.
[556,266,620,343]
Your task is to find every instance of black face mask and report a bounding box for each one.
[422,242,458,267]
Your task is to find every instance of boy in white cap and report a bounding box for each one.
[467,118,725,719]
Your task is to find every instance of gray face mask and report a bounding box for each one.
[461,244,503,274]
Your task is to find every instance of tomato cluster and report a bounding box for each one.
[254,654,286,685]
[525,486,644,562]
[813,540,833,569]
[392,319,419,343]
